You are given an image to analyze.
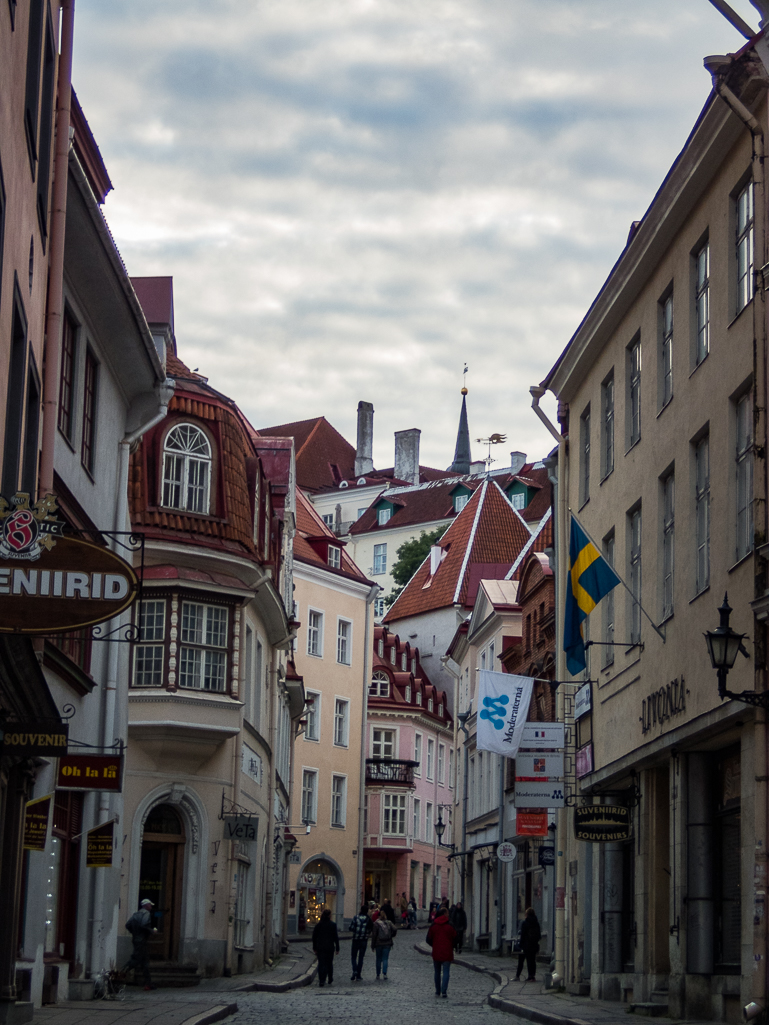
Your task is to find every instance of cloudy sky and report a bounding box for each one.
[72,0,759,472]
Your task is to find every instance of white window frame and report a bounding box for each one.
[454,493,469,512]
[661,472,674,621]
[328,545,341,569]
[695,436,710,594]
[161,422,212,514]
[307,608,324,658]
[179,601,229,692]
[373,543,387,575]
[438,743,445,786]
[383,793,406,835]
[414,732,422,776]
[425,802,433,842]
[301,768,318,824]
[331,774,347,828]
[413,797,421,840]
[134,599,166,687]
[372,727,396,760]
[378,507,392,526]
[695,241,710,366]
[580,404,590,505]
[628,338,641,448]
[304,690,321,742]
[333,697,349,747]
[736,392,754,561]
[449,748,454,789]
[337,617,352,665]
[737,181,754,313]
[369,670,390,697]
[426,738,435,780]
[602,373,614,478]
[660,293,673,408]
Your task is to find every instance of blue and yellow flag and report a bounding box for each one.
[564,515,621,676]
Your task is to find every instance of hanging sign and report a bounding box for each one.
[516,753,563,779]
[574,805,631,842]
[23,794,52,851]
[0,494,139,634]
[476,671,534,758]
[538,845,555,867]
[574,683,592,720]
[57,754,123,791]
[576,743,594,779]
[1,722,68,755]
[520,723,565,749]
[516,811,548,836]
[515,781,565,808]
[223,815,258,842]
[496,841,516,863]
[86,819,115,867]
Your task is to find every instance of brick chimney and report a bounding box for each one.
[355,401,374,478]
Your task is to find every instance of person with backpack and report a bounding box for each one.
[125,899,157,990]
[371,909,395,980]
[426,905,457,998]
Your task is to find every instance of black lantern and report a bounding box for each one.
[703,593,764,706]
[434,810,454,851]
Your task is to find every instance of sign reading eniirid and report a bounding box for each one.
[573,805,631,842]
[57,755,123,791]
[1,723,68,755]
[0,493,138,633]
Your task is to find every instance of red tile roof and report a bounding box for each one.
[294,490,371,584]
[131,276,174,330]
[258,417,356,492]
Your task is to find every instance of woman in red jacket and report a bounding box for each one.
[426,905,457,998]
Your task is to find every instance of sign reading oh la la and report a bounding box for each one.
[0,493,138,633]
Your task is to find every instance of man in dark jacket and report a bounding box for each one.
[125,899,157,990]
[449,901,467,952]
[426,907,457,998]
[349,905,372,980]
[516,907,541,981]
[380,897,397,924]
[312,908,340,986]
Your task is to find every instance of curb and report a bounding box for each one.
[180,1004,238,1025]
[239,959,317,993]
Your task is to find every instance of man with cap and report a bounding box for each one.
[125,898,158,990]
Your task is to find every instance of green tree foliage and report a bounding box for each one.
[384,526,447,607]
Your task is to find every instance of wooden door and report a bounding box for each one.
[139,805,185,962]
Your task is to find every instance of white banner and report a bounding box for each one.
[477,671,534,758]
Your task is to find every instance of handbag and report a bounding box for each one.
[513,937,522,953]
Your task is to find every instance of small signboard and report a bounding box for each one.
[574,805,631,842]
[576,743,594,779]
[538,845,555,867]
[223,815,258,842]
[86,820,115,867]
[515,781,565,808]
[520,723,565,749]
[2,723,68,756]
[496,841,516,863]
[57,755,122,791]
[516,753,564,779]
[516,811,548,836]
[23,794,52,851]
[574,682,592,720]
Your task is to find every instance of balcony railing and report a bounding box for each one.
[365,758,419,787]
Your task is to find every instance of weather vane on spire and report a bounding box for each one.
[462,363,468,395]
[475,432,507,475]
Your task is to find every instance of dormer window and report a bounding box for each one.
[378,637,384,657]
[416,691,422,706]
[439,702,444,718]
[369,670,390,697]
[405,684,412,702]
[390,646,396,665]
[411,657,416,674]
[378,507,392,526]
[162,423,211,513]
[328,546,341,569]
[401,652,407,671]
[510,492,525,510]
[454,494,469,512]
[428,697,433,712]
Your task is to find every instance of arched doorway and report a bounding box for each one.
[297,858,342,931]
[139,804,185,961]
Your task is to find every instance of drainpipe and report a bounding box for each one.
[38,0,75,497]
[440,655,460,901]
[356,584,379,908]
[530,385,567,988]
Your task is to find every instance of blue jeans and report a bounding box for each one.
[351,939,367,978]
[375,946,390,977]
[434,960,451,995]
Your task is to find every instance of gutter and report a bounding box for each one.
[355,583,380,908]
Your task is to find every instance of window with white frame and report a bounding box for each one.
[411,656,416,674]
[374,596,386,618]
[334,698,349,747]
[628,338,641,447]
[488,640,495,666]
[162,423,212,514]
[373,543,387,575]
[383,793,406,834]
[377,637,384,657]
[510,492,525,509]
[661,472,674,621]
[301,769,318,824]
[328,546,341,569]
[401,651,407,670]
[427,738,434,780]
[449,748,454,787]
[480,650,486,671]
[322,513,334,527]
[439,701,444,718]
[337,619,351,665]
[580,405,590,505]
[427,696,433,712]
[331,775,346,827]
[179,602,228,691]
[416,690,422,706]
[425,802,433,841]
[602,372,614,477]
[695,241,710,365]
[454,493,469,512]
[414,733,422,774]
[736,392,754,561]
[378,507,392,526]
[305,691,320,741]
[369,670,390,697]
[134,599,165,686]
[661,293,673,407]
[737,181,754,312]
[628,507,642,645]
[405,683,411,702]
[372,728,395,759]
[695,436,710,594]
[413,798,421,840]
[390,646,396,665]
[307,609,323,657]
[438,743,445,785]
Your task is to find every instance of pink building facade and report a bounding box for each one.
[363,626,454,915]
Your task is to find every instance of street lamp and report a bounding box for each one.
[434,810,455,851]
[704,593,763,705]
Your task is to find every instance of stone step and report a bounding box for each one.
[651,989,669,1005]
[629,1002,668,1017]
[565,982,591,996]
[129,962,202,988]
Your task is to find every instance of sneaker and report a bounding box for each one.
[351,975,357,982]
[442,993,448,998]
[356,975,362,980]
[383,975,387,981]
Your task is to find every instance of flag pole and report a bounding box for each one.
[569,510,666,644]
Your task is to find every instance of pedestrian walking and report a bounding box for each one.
[449,901,467,953]
[371,909,395,980]
[124,898,157,990]
[515,907,541,982]
[380,897,397,924]
[312,908,340,987]
[349,904,372,981]
[426,905,457,998]
[408,896,417,930]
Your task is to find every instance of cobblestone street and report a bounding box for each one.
[230,938,504,1025]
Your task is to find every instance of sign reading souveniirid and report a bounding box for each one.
[57,755,123,791]
[23,794,52,851]
[0,493,139,634]
[574,805,631,842]
[1,723,68,755]
[86,820,115,867]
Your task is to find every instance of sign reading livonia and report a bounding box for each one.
[574,805,631,842]
[23,794,52,851]
[86,820,115,868]
[1,723,68,755]
[57,755,123,791]
[0,493,138,634]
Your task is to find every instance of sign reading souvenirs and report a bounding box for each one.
[86,820,115,868]
[0,493,139,633]
[574,805,631,842]
[223,815,258,842]
[57,754,123,791]
[640,676,687,734]
[23,794,52,851]
[1,722,68,755]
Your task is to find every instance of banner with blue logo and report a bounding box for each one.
[476,670,533,758]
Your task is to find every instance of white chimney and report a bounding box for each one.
[355,401,374,477]
[510,451,527,475]
[394,428,420,485]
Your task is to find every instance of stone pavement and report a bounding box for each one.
[414,942,714,1025]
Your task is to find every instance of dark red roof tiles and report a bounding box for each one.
[258,417,356,492]
[294,491,370,583]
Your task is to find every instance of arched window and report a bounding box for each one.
[162,423,212,513]
[369,670,390,698]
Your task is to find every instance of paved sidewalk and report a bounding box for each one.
[414,941,713,1025]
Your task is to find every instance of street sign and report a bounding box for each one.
[2,723,68,756]
[57,754,123,791]
[516,752,563,778]
[515,781,565,808]
[574,682,592,720]
[538,845,555,867]
[496,841,516,863]
[223,816,258,842]
[520,723,564,749]
[573,805,630,842]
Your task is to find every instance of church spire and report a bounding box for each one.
[448,377,472,474]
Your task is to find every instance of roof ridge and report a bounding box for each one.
[492,478,535,536]
[505,506,553,580]
[296,417,325,460]
[452,478,488,604]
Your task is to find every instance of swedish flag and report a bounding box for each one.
[564,515,621,675]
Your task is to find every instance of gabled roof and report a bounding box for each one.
[258,417,356,492]
[384,479,537,621]
[294,491,371,584]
